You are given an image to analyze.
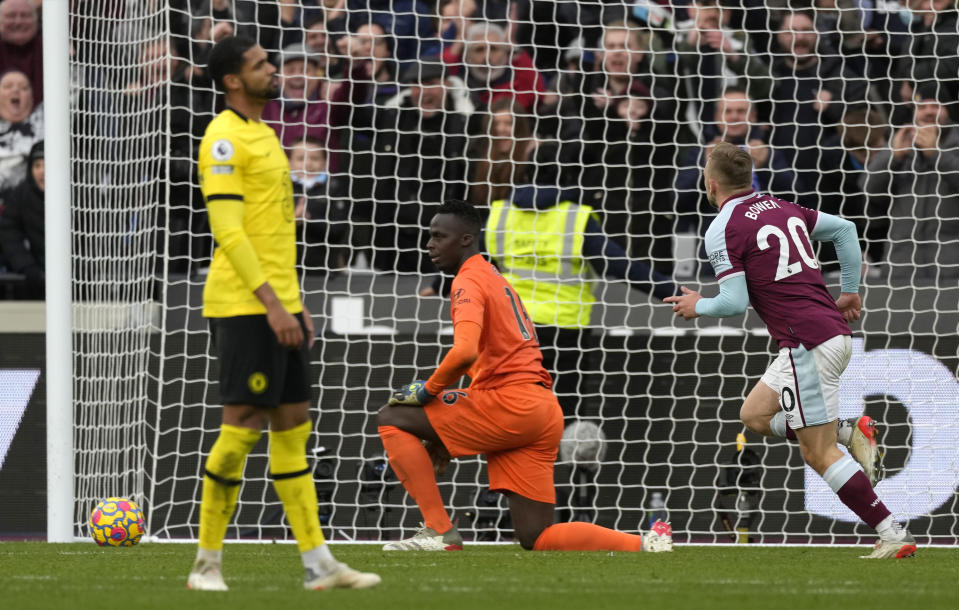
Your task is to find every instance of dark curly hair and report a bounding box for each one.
[435,199,482,236]
[208,36,257,92]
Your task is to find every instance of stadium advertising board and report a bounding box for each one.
[2,279,958,541]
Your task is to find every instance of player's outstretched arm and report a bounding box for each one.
[664,286,702,319]
[666,276,749,320]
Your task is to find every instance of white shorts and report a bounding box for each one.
[760,334,852,429]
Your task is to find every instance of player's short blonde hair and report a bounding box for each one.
[707,141,753,189]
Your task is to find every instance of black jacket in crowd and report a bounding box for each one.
[0,160,44,298]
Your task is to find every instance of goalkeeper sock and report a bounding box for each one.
[199,424,261,551]
[378,425,453,534]
[769,412,797,440]
[533,522,642,552]
[269,422,327,553]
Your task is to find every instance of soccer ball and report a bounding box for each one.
[89,497,145,547]
[559,420,607,472]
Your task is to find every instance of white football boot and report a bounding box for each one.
[382,523,464,551]
[186,560,228,591]
[304,561,382,590]
[840,416,884,486]
[641,520,674,553]
[861,523,917,559]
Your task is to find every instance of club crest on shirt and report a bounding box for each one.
[212,139,234,161]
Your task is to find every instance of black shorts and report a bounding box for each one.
[209,313,312,407]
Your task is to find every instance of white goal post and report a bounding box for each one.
[43,0,73,544]
[51,1,959,545]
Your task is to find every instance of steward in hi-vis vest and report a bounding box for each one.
[486,199,597,329]
[483,176,677,524]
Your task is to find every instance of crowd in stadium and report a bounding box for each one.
[0,0,957,299]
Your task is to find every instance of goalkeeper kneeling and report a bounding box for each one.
[376,200,673,553]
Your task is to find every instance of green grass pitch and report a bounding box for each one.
[1,542,955,610]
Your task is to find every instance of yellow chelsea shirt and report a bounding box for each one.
[197,108,301,318]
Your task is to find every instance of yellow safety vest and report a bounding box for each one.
[486,200,596,329]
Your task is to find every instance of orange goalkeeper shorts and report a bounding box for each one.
[424,382,564,504]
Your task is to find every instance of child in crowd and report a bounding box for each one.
[287,137,349,273]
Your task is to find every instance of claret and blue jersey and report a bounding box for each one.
[700,190,854,350]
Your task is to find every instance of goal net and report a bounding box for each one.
[67,1,959,545]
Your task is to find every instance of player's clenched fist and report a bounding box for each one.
[388,380,435,406]
[835,292,862,323]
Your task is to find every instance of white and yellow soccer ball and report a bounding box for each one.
[89,497,145,547]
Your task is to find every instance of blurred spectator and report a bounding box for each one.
[333,21,400,263]
[0,69,42,197]
[0,0,41,104]
[558,20,677,268]
[438,0,476,66]
[512,0,599,73]
[674,0,771,141]
[191,1,261,45]
[864,82,959,284]
[814,0,909,118]
[348,0,441,64]
[894,0,959,124]
[630,0,678,30]
[322,0,347,24]
[122,38,209,272]
[263,43,327,148]
[116,1,190,55]
[767,9,873,214]
[534,34,594,139]
[302,12,330,75]
[189,0,282,80]
[367,61,469,272]
[275,0,327,49]
[265,41,369,175]
[329,22,400,205]
[676,88,804,228]
[0,139,43,298]
[813,0,871,57]
[445,21,545,113]
[833,106,889,267]
[334,20,397,92]
[123,36,206,167]
[467,96,533,208]
[288,137,350,273]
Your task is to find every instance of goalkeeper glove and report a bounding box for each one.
[388,380,435,406]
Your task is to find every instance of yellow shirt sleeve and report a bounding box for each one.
[199,136,245,199]
[206,198,267,291]
[199,133,267,292]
